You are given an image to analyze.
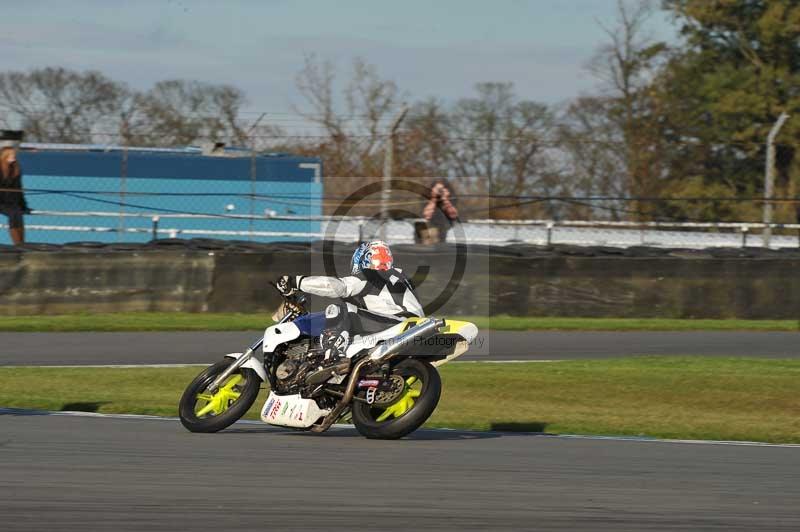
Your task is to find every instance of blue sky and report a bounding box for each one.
[3,0,679,115]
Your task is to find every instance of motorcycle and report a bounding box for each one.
[178,287,479,439]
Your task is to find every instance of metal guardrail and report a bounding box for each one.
[2,210,800,248]
[460,218,800,248]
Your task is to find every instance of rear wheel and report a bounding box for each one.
[351,358,441,440]
[179,359,261,433]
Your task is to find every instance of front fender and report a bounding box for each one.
[223,352,267,382]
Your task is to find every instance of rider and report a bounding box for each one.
[275,240,424,361]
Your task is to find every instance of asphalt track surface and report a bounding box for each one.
[1,411,798,531]
[0,330,798,366]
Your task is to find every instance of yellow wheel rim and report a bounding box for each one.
[195,374,243,417]
[375,376,421,422]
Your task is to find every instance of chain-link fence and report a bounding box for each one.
[3,143,322,244]
[3,141,800,249]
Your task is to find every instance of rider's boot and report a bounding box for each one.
[322,330,350,361]
[304,330,351,386]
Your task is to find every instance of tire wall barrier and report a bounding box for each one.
[0,242,798,319]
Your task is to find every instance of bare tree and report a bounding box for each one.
[293,54,402,177]
[128,80,249,147]
[445,83,556,218]
[583,0,669,218]
[557,96,628,220]
[0,67,130,143]
[290,55,406,214]
[589,1,664,100]
[397,98,452,178]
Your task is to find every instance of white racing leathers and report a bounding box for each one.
[294,268,424,334]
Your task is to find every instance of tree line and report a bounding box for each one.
[2,0,799,223]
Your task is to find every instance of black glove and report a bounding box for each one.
[276,275,297,296]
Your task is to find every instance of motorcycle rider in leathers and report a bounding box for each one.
[275,240,424,362]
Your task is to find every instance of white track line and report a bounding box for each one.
[2,407,798,449]
[544,433,800,448]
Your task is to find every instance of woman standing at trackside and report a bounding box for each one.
[422,178,459,243]
[0,145,28,245]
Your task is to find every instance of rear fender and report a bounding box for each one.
[223,352,267,382]
[438,320,479,343]
[424,320,479,367]
[387,318,479,367]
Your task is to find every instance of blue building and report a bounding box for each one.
[6,144,323,245]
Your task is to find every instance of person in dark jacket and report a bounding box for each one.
[422,178,459,243]
[0,146,28,245]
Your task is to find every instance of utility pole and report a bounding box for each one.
[763,112,790,247]
[246,113,266,241]
[380,105,409,241]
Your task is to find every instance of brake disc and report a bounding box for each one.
[371,375,407,407]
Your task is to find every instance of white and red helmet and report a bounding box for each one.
[351,240,394,274]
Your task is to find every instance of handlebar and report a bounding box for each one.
[272,280,309,321]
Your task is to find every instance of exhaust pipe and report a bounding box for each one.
[309,317,444,433]
[368,317,444,363]
[344,317,443,406]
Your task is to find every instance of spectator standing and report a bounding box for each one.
[422,178,459,244]
[0,143,28,245]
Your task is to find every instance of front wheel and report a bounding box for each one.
[179,359,261,433]
[351,358,441,440]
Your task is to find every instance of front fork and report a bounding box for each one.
[207,337,264,393]
[207,312,294,392]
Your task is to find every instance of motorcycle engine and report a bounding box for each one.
[273,339,326,394]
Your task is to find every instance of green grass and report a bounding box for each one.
[0,312,272,332]
[2,357,798,443]
[469,316,799,332]
[0,312,796,332]
[430,357,800,443]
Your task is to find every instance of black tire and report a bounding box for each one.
[179,359,261,433]
[351,358,441,440]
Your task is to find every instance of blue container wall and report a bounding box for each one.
[3,150,322,244]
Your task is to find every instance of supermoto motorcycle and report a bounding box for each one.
[178,288,478,439]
